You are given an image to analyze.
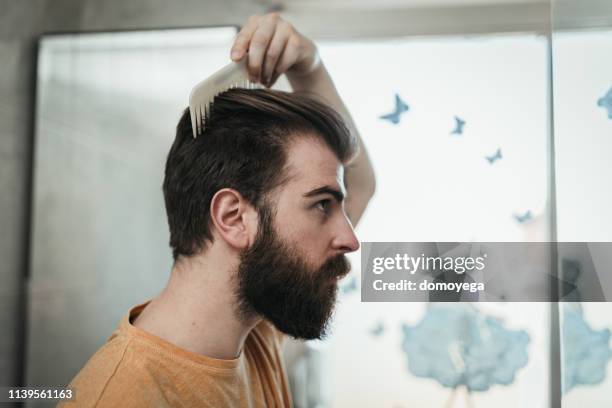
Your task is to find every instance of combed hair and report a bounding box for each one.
[163,88,353,260]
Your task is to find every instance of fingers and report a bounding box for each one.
[268,35,299,87]
[231,13,305,87]
[246,13,279,83]
[262,21,292,86]
[231,15,260,61]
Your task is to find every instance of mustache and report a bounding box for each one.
[319,255,351,280]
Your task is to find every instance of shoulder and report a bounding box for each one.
[60,336,162,407]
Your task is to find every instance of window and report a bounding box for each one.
[317,34,552,407]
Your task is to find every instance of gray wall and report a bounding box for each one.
[0,0,263,388]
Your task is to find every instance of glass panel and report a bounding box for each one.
[317,34,552,407]
[28,21,573,408]
[552,1,612,406]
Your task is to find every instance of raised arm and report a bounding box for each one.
[230,13,376,227]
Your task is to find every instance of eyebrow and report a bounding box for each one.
[303,186,345,203]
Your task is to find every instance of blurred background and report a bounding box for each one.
[1,0,612,407]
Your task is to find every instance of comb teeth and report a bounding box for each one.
[188,59,263,138]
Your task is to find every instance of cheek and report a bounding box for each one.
[276,209,329,259]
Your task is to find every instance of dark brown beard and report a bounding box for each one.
[234,203,350,340]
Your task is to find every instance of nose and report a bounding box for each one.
[331,215,360,254]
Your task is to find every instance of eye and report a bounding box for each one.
[315,199,332,214]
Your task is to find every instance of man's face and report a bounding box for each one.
[235,136,360,340]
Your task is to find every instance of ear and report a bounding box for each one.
[210,188,257,250]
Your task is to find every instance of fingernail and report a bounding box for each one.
[231,50,241,60]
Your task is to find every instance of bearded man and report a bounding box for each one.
[63,12,375,407]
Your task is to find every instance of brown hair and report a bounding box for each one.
[163,88,352,260]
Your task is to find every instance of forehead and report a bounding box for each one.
[283,135,344,192]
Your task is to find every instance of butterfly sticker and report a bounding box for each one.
[513,210,532,224]
[379,93,409,125]
[369,320,385,337]
[450,116,466,135]
[485,148,502,164]
[597,87,612,119]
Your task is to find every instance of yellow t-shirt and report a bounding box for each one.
[60,301,293,407]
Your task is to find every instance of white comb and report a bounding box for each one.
[188,58,261,138]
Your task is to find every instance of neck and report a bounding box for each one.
[133,247,260,360]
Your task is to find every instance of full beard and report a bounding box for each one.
[234,204,350,340]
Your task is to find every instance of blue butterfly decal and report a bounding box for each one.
[485,148,502,164]
[379,93,409,125]
[513,210,532,224]
[597,87,612,119]
[369,320,385,337]
[450,116,466,135]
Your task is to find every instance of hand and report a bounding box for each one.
[230,13,321,88]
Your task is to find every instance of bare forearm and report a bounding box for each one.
[286,63,376,226]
